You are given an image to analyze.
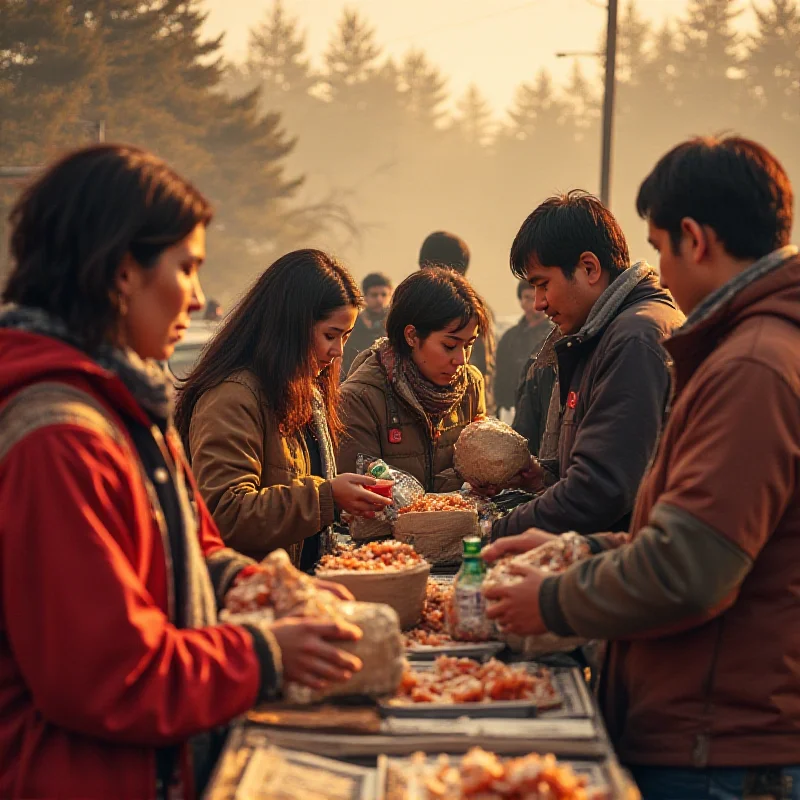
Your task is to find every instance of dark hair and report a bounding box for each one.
[175,249,361,447]
[362,272,392,293]
[510,190,630,282]
[419,231,471,275]
[3,143,213,349]
[386,267,490,358]
[517,279,534,300]
[636,135,794,259]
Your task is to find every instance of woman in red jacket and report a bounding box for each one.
[0,144,361,799]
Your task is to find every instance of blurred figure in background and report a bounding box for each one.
[341,272,393,378]
[494,279,552,416]
[419,230,496,414]
[203,298,223,321]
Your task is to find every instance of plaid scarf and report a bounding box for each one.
[375,338,468,423]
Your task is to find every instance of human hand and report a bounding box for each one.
[331,473,393,516]
[483,563,548,636]
[270,617,363,691]
[313,577,354,602]
[515,456,545,493]
[481,528,557,564]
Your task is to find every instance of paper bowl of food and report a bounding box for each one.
[316,541,430,629]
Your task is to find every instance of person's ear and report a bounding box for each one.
[114,253,142,314]
[680,218,708,264]
[404,324,418,349]
[578,251,604,286]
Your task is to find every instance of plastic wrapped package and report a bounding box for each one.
[221,550,405,703]
[484,533,592,657]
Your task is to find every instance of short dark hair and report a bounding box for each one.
[636,135,794,259]
[362,272,392,293]
[510,191,630,281]
[517,279,534,300]
[419,231,471,275]
[3,143,213,349]
[387,267,489,357]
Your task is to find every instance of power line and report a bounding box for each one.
[383,1,545,46]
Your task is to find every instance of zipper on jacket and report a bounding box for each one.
[693,617,726,768]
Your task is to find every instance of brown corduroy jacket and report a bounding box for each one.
[187,369,335,565]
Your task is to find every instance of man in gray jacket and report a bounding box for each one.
[493,191,684,538]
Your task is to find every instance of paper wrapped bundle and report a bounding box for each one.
[454,418,531,487]
[223,550,405,703]
[484,533,592,657]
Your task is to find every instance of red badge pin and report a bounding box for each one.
[389,428,402,444]
[567,391,578,409]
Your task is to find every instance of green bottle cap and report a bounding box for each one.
[462,536,482,557]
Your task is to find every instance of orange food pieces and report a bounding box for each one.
[398,494,475,514]
[396,656,559,706]
[318,540,424,572]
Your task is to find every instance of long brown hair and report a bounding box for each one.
[175,249,361,448]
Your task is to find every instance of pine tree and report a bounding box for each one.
[505,69,567,142]
[746,0,800,123]
[673,0,745,125]
[244,0,315,101]
[454,84,494,147]
[398,49,448,128]
[323,8,382,110]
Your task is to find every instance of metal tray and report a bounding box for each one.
[377,661,562,719]
[376,753,614,800]
[204,729,377,800]
[405,640,506,661]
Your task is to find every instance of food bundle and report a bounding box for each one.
[398,494,476,514]
[318,541,424,572]
[484,533,590,591]
[396,656,559,706]
[454,418,532,488]
[403,582,454,648]
[394,494,482,567]
[484,534,592,658]
[222,549,405,703]
[316,541,430,630]
[386,747,600,800]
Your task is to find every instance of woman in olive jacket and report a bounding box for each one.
[175,250,390,568]
[338,268,488,492]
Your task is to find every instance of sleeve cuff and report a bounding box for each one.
[206,548,257,608]
[539,575,576,636]
[242,623,283,703]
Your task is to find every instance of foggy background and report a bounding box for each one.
[1,0,798,319]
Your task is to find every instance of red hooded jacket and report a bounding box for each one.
[0,330,268,799]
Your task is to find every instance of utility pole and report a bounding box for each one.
[599,0,618,207]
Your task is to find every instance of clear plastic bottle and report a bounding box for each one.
[447,536,495,641]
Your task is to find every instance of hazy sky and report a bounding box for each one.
[202,0,757,116]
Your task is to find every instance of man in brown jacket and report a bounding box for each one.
[483,136,800,800]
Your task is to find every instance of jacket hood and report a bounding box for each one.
[0,329,148,424]
[666,247,800,364]
[346,343,382,384]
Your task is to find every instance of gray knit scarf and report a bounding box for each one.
[0,304,173,422]
[309,389,338,556]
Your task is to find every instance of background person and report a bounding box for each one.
[494,278,552,416]
[341,271,393,378]
[419,230,496,413]
[338,267,487,492]
[0,145,361,800]
[175,250,391,571]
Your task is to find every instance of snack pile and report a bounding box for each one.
[387,747,600,800]
[398,494,476,514]
[395,657,559,706]
[318,541,425,572]
[403,582,454,648]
